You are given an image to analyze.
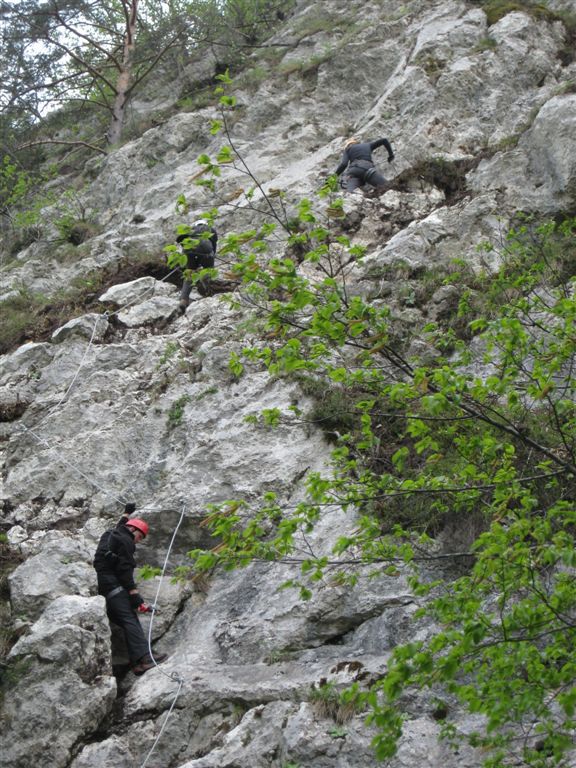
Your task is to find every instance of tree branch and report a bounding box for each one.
[15,138,107,155]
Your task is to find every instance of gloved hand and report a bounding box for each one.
[129,592,145,609]
[387,153,395,163]
[124,502,136,515]
[137,603,153,613]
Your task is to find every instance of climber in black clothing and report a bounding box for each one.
[93,506,167,676]
[176,218,218,312]
[335,137,394,194]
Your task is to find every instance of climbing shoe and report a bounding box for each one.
[132,653,168,676]
[178,301,188,315]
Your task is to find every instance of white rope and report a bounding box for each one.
[139,502,187,768]
[22,423,188,766]
[139,676,183,768]
[145,501,186,681]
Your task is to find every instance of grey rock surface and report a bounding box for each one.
[1,595,116,768]
[1,1,576,767]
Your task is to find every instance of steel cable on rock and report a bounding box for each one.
[38,311,108,427]
[22,425,127,505]
[20,267,183,502]
[34,267,181,430]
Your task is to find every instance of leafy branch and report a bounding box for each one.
[168,73,576,767]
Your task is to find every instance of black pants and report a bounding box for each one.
[346,163,388,192]
[106,589,149,664]
[180,250,215,303]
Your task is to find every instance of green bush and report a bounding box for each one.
[480,1,556,26]
[309,681,359,723]
[0,289,49,354]
[189,169,576,767]
[167,395,191,427]
[55,216,98,245]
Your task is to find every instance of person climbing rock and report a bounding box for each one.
[176,217,218,312]
[93,504,168,676]
[334,136,395,195]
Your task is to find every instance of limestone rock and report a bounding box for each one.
[51,313,110,344]
[2,1,575,767]
[99,275,177,306]
[8,536,95,621]
[0,342,54,381]
[1,595,116,768]
[117,295,180,326]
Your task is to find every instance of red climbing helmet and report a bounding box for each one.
[126,518,149,538]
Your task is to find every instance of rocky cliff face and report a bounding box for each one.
[1,1,576,767]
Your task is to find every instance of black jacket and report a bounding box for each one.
[335,139,393,175]
[93,517,138,596]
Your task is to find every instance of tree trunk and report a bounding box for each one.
[107,1,139,146]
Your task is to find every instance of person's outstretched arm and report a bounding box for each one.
[370,138,394,162]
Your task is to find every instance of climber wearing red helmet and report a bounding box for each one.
[93,505,167,676]
[125,518,149,538]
